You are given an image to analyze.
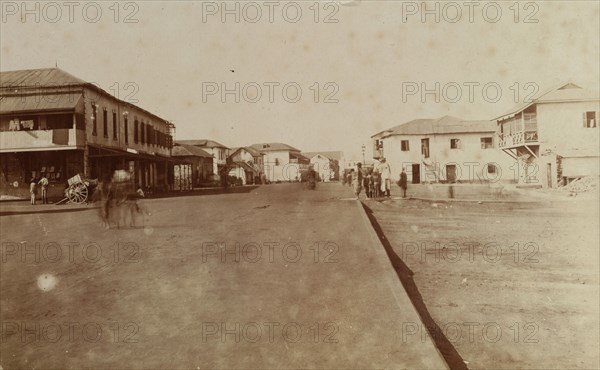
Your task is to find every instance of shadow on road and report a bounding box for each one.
[361,203,469,370]
[0,207,95,217]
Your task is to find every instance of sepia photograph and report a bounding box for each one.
[0,1,599,369]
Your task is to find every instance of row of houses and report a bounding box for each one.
[371,83,599,188]
[171,140,344,189]
[0,67,344,198]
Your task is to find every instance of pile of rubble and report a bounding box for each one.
[559,176,599,193]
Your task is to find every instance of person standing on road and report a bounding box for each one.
[29,177,37,205]
[378,158,392,198]
[364,169,372,198]
[372,170,380,198]
[399,169,408,198]
[38,173,49,204]
[352,163,364,200]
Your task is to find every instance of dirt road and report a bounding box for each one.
[364,197,600,369]
[0,183,445,369]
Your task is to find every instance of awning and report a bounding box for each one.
[233,161,259,174]
[0,93,83,114]
[87,144,177,162]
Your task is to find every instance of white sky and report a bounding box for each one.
[1,1,599,159]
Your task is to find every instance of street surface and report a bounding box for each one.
[365,195,600,369]
[0,183,446,369]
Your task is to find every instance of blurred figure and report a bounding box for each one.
[29,177,37,205]
[352,163,363,200]
[38,173,49,204]
[399,169,408,198]
[96,175,114,229]
[307,166,317,190]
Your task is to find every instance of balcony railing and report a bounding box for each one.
[498,130,538,149]
[0,128,85,152]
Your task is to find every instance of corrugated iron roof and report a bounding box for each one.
[232,161,259,173]
[172,143,213,158]
[0,93,82,114]
[372,116,495,138]
[177,139,229,149]
[492,83,599,121]
[0,68,86,88]
[0,68,174,128]
[301,151,343,161]
[229,146,264,158]
[250,142,301,152]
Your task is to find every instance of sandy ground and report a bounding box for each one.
[0,183,445,369]
[364,195,600,369]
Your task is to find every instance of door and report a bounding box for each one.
[446,165,457,183]
[411,164,420,184]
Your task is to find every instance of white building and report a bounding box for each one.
[371,116,515,184]
[178,139,229,180]
[227,147,264,185]
[301,151,343,182]
[495,83,599,188]
[249,143,308,182]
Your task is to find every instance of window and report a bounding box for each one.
[134,119,139,143]
[421,138,429,158]
[140,122,145,144]
[124,117,129,144]
[488,164,497,173]
[92,104,97,135]
[147,125,154,145]
[401,140,410,151]
[450,138,460,149]
[102,108,108,138]
[481,137,493,149]
[275,158,280,166]
[584,111,598,128]
[112,111,117,140]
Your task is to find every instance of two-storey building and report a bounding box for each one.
[249,143,308,182]
[177,139,229,180]
[0,68,174,199]
[227,146,265,185]
[371,116,515,184]
[495,83,599,188]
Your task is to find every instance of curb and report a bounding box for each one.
[354,200,450,369]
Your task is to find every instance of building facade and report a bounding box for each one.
[249,143,308,182]
[227,147,264,185]
[371,116,515,184]
[177,139,229,180]
[0,68,174,199]
[495,83,599,188]
[171,143,214,189]
[301,151,343,182]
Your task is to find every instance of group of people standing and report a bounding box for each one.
[29,174,49,205]
[347,158,408,200]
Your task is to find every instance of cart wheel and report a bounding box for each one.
[68,183,88,204]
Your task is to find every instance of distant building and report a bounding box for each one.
[301,151,343,182]
[249,143,308,182]
[371,116,514,184]
[227,146,265,185]
[495,83,599,188]
[177,139,229,179]
[171,143,214,189]
[0,68,175,199]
